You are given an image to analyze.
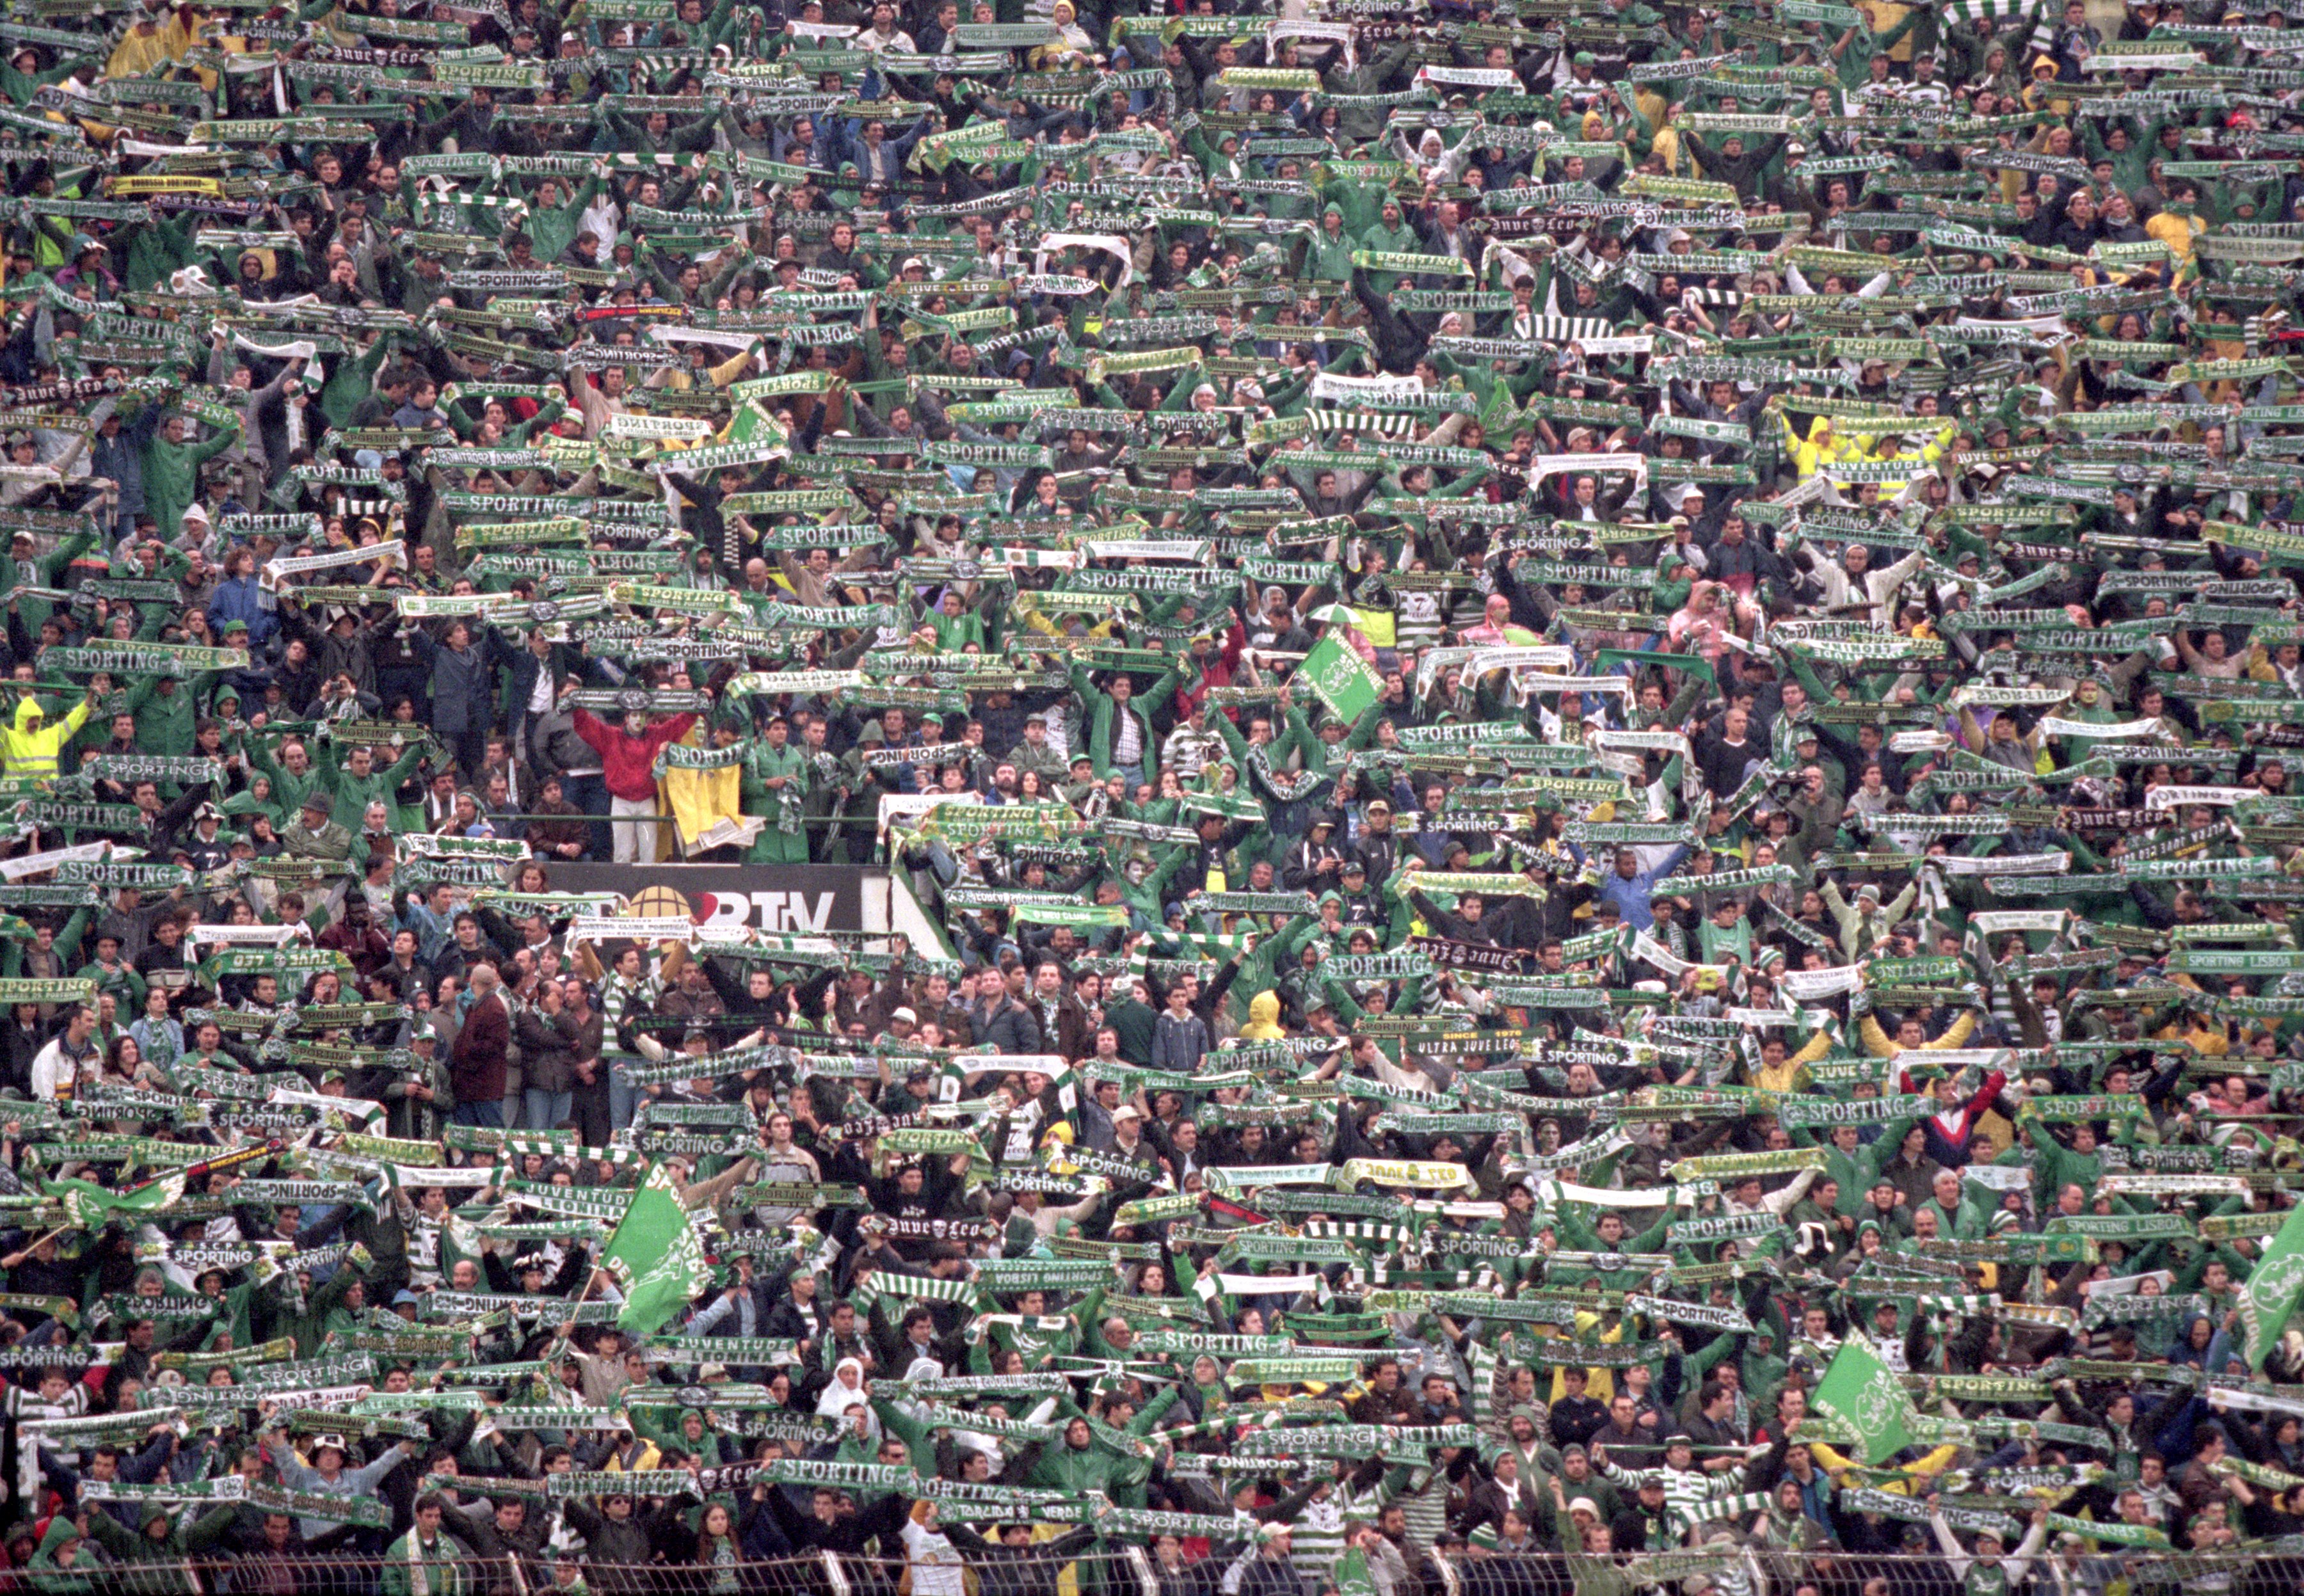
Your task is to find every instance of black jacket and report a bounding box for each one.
[942,1524,1100,1596]
[760,1482,906,1555]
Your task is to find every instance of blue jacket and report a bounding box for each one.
[88,411,156,516]
[205,574,276,650]
[42,1431,176,1532]
[412,626,490,737]
[1581,844,1692,933]
[690,1277,778,1339]
[489,630,595,725]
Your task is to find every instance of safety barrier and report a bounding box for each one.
[54,1542,2293,1596]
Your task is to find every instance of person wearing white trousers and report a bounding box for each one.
[611,794,660,864]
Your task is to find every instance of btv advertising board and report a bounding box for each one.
[543,863,874,934]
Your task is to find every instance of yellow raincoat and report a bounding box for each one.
[658,725,743,855]
[1,696,89,782]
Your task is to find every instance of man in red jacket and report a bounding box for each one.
[450,963,511,1128]
[571,706,699,864]
[1898,1060,2009,1170]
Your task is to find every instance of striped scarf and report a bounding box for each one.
[1305,408,1419,436]
[856,1273,984,1311]
[1519,314,1617,343]
[1941,0,2051,52]
[1466,1336,1506,1435]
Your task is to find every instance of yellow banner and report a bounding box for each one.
[1336,1158,1475,1190]
[104,175,225,197]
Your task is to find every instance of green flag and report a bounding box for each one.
[600,1160,712,1336]
[1303,630,1382,723]
[2241,1201,2304,1372]
[45,1170,187,1231]
[723,401,788,449]
[1812,1339,1917,1464]
[41,1140,275,1231]
[1596,648,1716,687]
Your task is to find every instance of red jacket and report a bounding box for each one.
[1172,618,1247,723]
[314,918,390,978]
[1899,1067,2006,1168]
[572,710,698,801]
[451,991,509,1104]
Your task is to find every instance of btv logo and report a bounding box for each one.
[628,884,837,933]
[703,891,836,933]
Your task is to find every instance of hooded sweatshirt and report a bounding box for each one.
[29,1516,92,1596]
[84,1503,241,1596]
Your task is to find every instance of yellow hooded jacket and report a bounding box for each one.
[1238,991,1286,1041]
[1780,413,1869,481]
[657,723,741,854]
[1807,1440,1960,1492]
[2,696,89,781]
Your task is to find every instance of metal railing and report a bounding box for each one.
[388,808,878,862]
[57,1544,2300,1596]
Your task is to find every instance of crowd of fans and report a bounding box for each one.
[0,0,2296,1591]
